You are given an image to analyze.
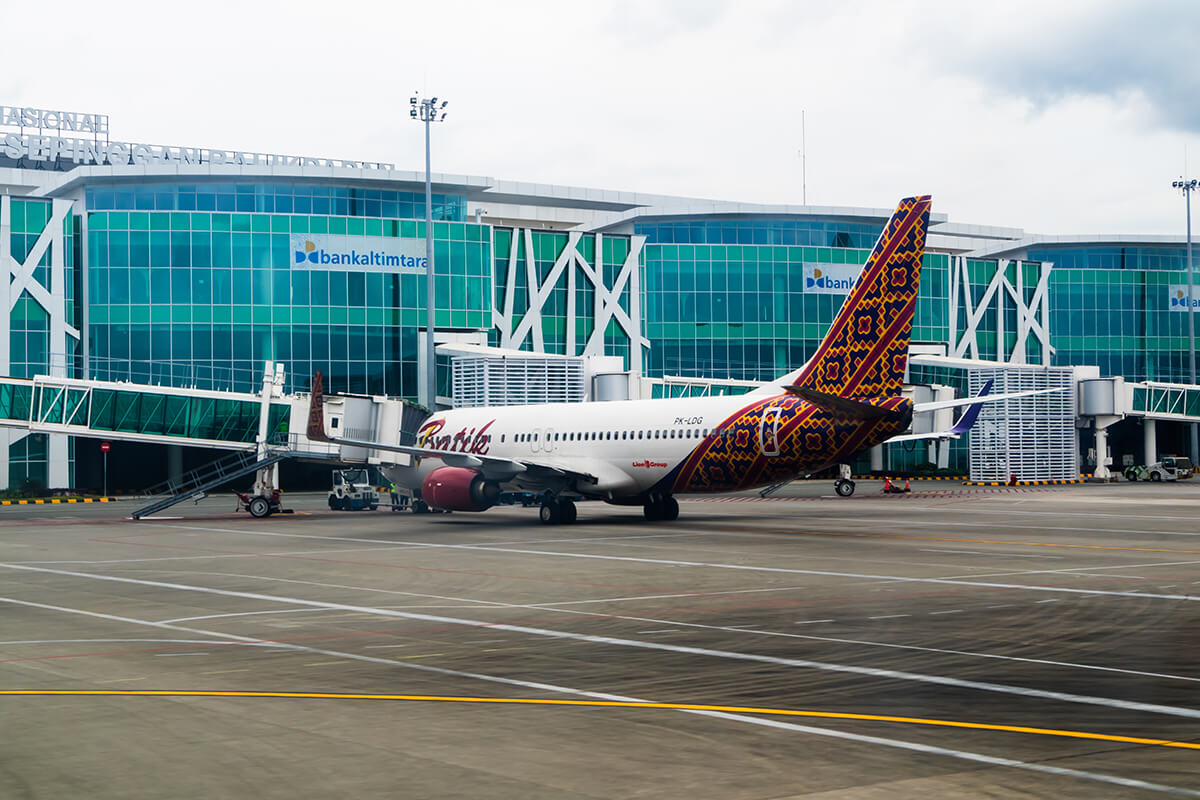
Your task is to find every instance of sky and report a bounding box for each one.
[3,0,1198,235]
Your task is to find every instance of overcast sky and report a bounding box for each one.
[4,0,1198,235]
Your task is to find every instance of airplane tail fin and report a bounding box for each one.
[791,195,932,398]
[306,371,333,443]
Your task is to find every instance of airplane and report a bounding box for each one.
[306,195,1042,524]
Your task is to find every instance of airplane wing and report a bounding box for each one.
[912,384,1064,413]
[889,379,994,444]
[304,372,604,487]
[890,380,1065,443]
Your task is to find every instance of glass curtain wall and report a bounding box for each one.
[87,209,491,398]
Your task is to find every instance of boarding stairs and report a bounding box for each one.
[131,449,293,519]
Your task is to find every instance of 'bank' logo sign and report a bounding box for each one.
[290,234,427,274]
[803,263,859,295]
[1169,285,1200,311]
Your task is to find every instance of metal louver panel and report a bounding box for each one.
[968,367,1077,482]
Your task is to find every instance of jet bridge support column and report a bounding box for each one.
[1144,418,1157,466]
[1091,415,1120,481]
[245,362,287,514]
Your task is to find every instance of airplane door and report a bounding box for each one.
[759,406,783,457]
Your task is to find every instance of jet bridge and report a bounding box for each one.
[0,363,423,514]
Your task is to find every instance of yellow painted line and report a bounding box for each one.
[1,690,1196,751]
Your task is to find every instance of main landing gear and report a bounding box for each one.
[539,497,578,525]
[834,478,855,497]
[643,495,679,522]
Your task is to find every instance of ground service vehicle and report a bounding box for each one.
[328,469,379,510]
[1125,456,1191,482]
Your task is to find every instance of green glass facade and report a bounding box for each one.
[86,210,491,397]
[643,242,950,382]
[1048,268,1196,383]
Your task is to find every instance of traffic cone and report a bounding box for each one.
[883,477,892,493]
[903,478,911,492]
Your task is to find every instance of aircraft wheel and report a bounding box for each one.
[248,496,272,518]
[412,499,430,514]
[539,502,561,525]
[559,499,577,524]
[661,496,679,521]
[835,479,855,497]
[643,499,662,521]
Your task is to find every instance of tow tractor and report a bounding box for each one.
[328,468,380,511]
[1124,456,1193,482]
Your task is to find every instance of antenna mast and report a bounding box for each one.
[801,110,807,206]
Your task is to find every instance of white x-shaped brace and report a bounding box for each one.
[495,229,648,357]
[951,257,1050,363]
[3,198,81,341]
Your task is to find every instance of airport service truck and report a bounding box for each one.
[328,469,380,510]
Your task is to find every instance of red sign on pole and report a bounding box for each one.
[100,441,111,453]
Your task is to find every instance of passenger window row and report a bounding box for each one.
[503,428,729,444]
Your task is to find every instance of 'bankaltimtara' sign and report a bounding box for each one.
[802,263,861,294]
[1169,285,1200,311]
[290,234,427,274]
[0,104,394,171]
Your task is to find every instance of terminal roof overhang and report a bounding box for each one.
[9,161,1193,256]
[29,163,495,199]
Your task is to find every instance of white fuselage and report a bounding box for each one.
[380,393,753,500]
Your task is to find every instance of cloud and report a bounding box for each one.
[928,0,1200,133]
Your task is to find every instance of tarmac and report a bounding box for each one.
[2,479,1199,799]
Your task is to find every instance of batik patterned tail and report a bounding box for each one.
[794,195,931,398]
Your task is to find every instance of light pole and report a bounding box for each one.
[1172,178,1199,464]
[411,93,448,410]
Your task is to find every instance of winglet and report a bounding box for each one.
[947,379,994,436]
[306,371,332,443]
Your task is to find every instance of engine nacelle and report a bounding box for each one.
[421,466,500,512]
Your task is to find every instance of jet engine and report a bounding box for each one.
[421,466,500,512]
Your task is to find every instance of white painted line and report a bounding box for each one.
[794,619,835,625]
[6,565,1199,724]
[1,592,1192,797]
[145,525,1200,604]
[363,645,409,649]
[638,629,682,634]
[868,614,910,620]
[1035,599,1061,604]
[134,568,1200,688]
[153,652,209,657]
[157,608,324,624]
[929,610,964,615]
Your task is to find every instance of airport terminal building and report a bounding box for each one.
[1,104,1198,490]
